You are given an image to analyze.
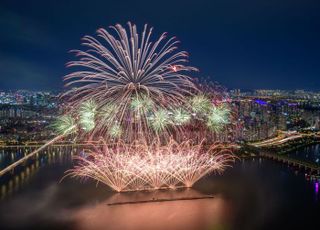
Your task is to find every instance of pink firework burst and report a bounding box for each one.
[66,139,236,192]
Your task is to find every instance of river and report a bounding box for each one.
[0,145,319,230]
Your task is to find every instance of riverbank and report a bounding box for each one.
[237,136,320,157]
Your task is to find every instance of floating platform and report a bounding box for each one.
[107,194,214,206]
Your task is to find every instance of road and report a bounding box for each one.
[250,131,320,148]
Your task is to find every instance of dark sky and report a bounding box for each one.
[0,0,319,91]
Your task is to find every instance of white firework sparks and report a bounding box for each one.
[63,22,198,140]
[66,139,235,192]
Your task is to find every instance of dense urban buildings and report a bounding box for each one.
[0,90,59,145]
[1,89,319,145]
[231,89,320,141]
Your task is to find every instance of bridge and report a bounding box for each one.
[0,135,65,177]
[1,141,103,148]
[0,132,105,177]
[260,152,320,174]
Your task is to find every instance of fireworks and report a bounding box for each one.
[79,100,97,132]
[63,22,198,140]
[54,95,233,141]
[172,108,191,125]
[51,115,76,135]
[189,94,212,114]
[59,23,237,192]
[0,23,237,187]
[66,139,235,192]
[207,105,231,132]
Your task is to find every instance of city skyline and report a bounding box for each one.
[0,2,319,229]
[0,0,320,91]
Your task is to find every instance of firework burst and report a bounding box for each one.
[0,23,237,186]
[57,23,237,192]
[66,139,235,192]
[63,22,198,141]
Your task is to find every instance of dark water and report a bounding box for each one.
[288,144,320,165]
[0,145,319,230]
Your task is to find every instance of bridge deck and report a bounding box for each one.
[260,152,320,172]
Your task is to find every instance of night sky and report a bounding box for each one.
[0,0,319,91]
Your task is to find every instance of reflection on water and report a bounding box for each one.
[0,146,78,200]
[73,189,233,230]
[0,146,319,230]
[289,144,320,164]
[0,161,39,200]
